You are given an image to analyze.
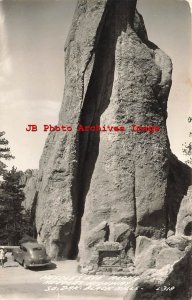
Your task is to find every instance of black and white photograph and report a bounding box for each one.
[0,0,192,299]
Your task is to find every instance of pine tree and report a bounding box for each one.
[0,167,25,245]
[0,133,34,245]
[182,131,192,166]
[0,131,14,175]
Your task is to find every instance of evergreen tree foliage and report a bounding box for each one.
[182,131,192,166]
[0,167,26,245]
[0,132,34,245]
[0,131,14,175]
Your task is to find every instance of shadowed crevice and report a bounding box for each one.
[68,0,137,259]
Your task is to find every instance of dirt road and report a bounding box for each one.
[0,254,136,300]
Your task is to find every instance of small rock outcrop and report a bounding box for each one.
[176,186,192,236]
[124,235,192,300]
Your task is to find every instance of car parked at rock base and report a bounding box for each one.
[12,242,51,269]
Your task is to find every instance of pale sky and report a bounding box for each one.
[0,0,191,171]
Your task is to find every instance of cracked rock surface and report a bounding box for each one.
[22,3,192,293]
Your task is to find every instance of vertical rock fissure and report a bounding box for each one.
[68,0,116,258]
[69,0,137,258]
[21,3,192,290]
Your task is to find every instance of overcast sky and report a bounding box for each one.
[0,0,191,171]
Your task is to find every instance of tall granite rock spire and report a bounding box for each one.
[33,0,191,274]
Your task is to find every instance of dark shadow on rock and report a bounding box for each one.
[166,152,192,234]
[68,0,129,259]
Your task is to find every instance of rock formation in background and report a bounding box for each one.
[22,0,192,296]
[20,169,38,211]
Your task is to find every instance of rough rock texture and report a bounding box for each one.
[20,0,192,297]
[176,186,192,236]
[20,169,38,211]
[124,236,192,300]
[134,236,190,273]
[78,4,173,266]
[27,0,192,276]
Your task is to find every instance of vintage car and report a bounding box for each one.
[12,242,51,269]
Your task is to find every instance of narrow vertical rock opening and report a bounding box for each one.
[68,0,137,259]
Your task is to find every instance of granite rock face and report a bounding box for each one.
[20,169,38,211]
[28,0,192,270]
[176,186,192,236]
[124,239,192,300]
[134,235,191,273]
